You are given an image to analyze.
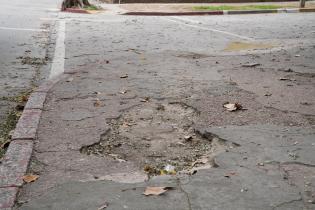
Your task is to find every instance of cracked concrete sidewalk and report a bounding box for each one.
[15,13,315,210]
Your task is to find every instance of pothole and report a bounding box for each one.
[80,101,239,175]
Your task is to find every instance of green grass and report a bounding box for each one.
[193,5,284,11]
[84,5,101,10]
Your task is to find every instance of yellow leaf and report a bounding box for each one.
[23,174,39,183]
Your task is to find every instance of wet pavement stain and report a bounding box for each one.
[224,41,275,52]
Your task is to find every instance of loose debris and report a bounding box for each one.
[192,157,208,167]
[23,174,39,183]
[143,187,173,196]
[223,103,243,112]
[160,164,176,175]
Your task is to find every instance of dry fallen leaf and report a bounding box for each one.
[184,135,192,141]
[23,174,39,183]
[223,103,243,112]
[21,95,29,102]
[94,98,101,107]
[66,77,73,82]
[140,97,150,102]
[98,202,108,210]
[120,74,128,78]
[224,171,237,178]
[119,90,128,94]
[242,63,260,67]
[143,187,171,196]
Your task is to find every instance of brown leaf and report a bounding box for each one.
[223,103,242,112]
[143,187,172,196]
[23,174,39,183]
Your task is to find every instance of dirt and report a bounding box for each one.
[80,101,237,175]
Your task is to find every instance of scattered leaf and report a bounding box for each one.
[184,135,192,141]
[279,78,296,81]
[0,139,10,149]
[98,202,108,210]
[223,103,243,112]
[140,97,150,102]
[143,187,172,196]
[119,90,128,94]
[21,95,29,102]
[94,98,101,107]
[241,188,248,192]
[66,77,73,82]
[23,174,39,183]
[120,74,128,78]
[224,171,237,178]
[242,63,260,67]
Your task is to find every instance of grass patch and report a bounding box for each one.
[0,110,21,158]
[0,91,32,158]
[84,4,101,10]
[193,5,285,11]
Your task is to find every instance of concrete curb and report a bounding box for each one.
[123,7,315,16]
[0,73,69,209]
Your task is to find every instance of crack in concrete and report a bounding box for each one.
[176,178,192,210]
[272,196,303,210]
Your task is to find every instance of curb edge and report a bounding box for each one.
[0,73,69,209]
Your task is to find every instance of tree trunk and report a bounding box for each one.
[61,0,91,10]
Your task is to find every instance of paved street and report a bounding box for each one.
[2,4,315,210]
[0,0,60,153]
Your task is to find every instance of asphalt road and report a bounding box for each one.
[0,0,60,148]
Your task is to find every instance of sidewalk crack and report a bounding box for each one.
[176,178,192,210]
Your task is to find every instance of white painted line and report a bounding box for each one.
[163,17,254,41]
[49,20,66,79]
[40,17,125,23]
[0,26,48,32]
